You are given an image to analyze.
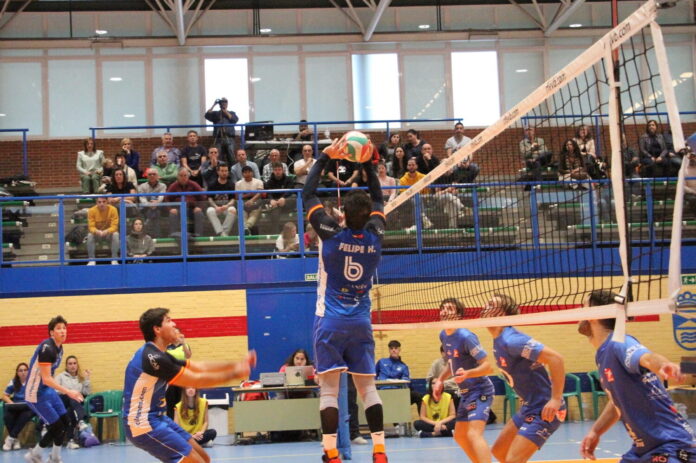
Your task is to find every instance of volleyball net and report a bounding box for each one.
[372,0,689,331]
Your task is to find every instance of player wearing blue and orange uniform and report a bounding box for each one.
[482,294,567,463]
[24,315,83,463]
[302,137,388,463]
[432,298,494,463]
[123,308,255,463]
[579,290,696,463]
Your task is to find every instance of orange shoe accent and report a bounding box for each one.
[373,444,385,454]
[325,448,339,459]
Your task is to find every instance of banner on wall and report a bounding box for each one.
[674,275,696,351]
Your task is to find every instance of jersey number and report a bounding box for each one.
[343,256,364,282]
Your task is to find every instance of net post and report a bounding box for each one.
[649,20,686,301]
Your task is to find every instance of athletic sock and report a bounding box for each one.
[322,434,338,454]
[51,443,61,459]
[371,430,385,448]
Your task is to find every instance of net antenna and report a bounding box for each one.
[375,0,687,331]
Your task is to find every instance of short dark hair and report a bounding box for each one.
[140,308,169,342]
[493,293,519,316]
[587,290,620,330]
[439,344,444,353]
[241,165,253,173]
[48,315,68,335]
[440,297,464,317]
[343,190,371,230]
[454,122,464,129]
[388,340,401,349]
[271,162,283,170]
[216,162,228,170]
[187,130,198,136]
[407,129,419,137]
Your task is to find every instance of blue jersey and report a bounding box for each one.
[122,342,188,437]
[25,338,62,403]
[5,381,26,403]
[596,333,696,455]
[440,329,494,396]
[375,357,410,381]
[493,326,550,410]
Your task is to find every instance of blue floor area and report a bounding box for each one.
[2,420,680,463]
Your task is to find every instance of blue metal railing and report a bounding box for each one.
[0,176,688,267]
[0,128,29,177]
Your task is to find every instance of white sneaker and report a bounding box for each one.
[12,440,20,450]
[423,217,433,229]
[47,456,63,463]
[202,441,214,448]
[406,225,417,232]
[78,420,88,432]
[86,261,96,266]
[3,436,14,451]
[23,449,41,463]
[351,436,368,445]
[111,260,119,265]
[67,440,80,450]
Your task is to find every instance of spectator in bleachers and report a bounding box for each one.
[559,139,590,187]
[119,138,141,177]
[274,221,299,258]
[288,120,314,163]
[55,355,91,448]
[154,150,179,186]
[76,137,104,194]
[167,168,206,238]
[201,146,221,188]
[205,97,239,166]
[138,168,166,238]
[325,157,360,189]
[400,158,434,231]
[414,378,456,438]
[390,146,407,179]
[426,346,459,409]
[126,218,155,260]
[683,152,696,217]
[377,161,397,203]
[174,388,217,448]
[101,157,115,185]
[2,362,34,451]
[519,126,552,179]
[264,162,295,230]
[639,120,672,178]
[444,122,471,158]
[404,129,426,160]
[114,152,138,185]
[86,196,120,265]
[574,125,597,160]
[304,223,318,251]
[416,144,440,175]
[106,169,137,206]
[205,163,237,237]
[432,174,469,229]
[231,149,261,184]
[180,130,207,187]
[378,133,401,163]
[149,132,181,166]
[451,157,479,184]
[376,340,422,411]
[293,144,316,187]
[621,135,643,199]
[236,165,264,235]
[261,149,289,183]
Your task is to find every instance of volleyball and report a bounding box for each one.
[324,130,373,163]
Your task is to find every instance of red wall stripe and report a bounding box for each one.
[0,316,248,347]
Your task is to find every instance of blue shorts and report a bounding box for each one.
[512,403,566,448]
[313,315,375,375]
[125,416,192,463]
[621,444,696,463]
[26,388,66,425]
[457,391,492,422]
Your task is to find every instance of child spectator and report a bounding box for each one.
[274,222,299,258]
[414,378,456,438]
[304,223,318,251]
[2,363,35,451]
[114,152,138,185]
[174,388,217,448]
[55,356,91,449]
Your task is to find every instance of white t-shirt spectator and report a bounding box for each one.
[235,177,264,192]
[274,234,300,258]
[444,135,472,156]
[378,175,397,203]
[293,158,315,185]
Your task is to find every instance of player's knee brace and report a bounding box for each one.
[353,375,382,409]
[318,372,340,411]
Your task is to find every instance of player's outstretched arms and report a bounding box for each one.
[173,351,256,389]
[581,402,620,460]
[187,351,256,374]
[362,161,383,206]
[640,352,685,382]
[537,346,565,422]
[40,364,84,402]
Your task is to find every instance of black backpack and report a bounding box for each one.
[66,225,88,246]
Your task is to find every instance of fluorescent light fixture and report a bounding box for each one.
[516,69,528,73]
[250,77,261,83]
[569,23,582,28]
[95,29,108,35]
[0,113,6,117]
[680,72,693,78]
[418,24,431,30]
[109,77,123,82]
[123,114,135,118]
[259,28,272,33]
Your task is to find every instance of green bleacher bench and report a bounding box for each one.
[2,243,13,249]
[0,200,29,207]
[76,198,97,204]
[567,221,696,231]
[629,200,674,207]
[1,221,23,227]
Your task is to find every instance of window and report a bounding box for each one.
[352,53,400,129]
[204,58,250,128]
[451,51,501,127]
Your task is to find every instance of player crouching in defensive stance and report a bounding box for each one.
[302,135,389,463]
[482,293,566,463]
[579,290,696,463]
[433,298,495,463]
[123,308,255,463]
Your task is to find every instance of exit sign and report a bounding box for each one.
[683,275,696,285]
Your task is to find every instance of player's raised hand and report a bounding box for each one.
[580,430,599,460]
[322,138,344,159]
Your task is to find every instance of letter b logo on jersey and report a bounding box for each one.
[343,256,363,282]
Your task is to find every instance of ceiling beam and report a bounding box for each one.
[174,0,186,45]
[545,0,586,36]
[0,0,34,33]
[363,0,391,41]
[506,0,545,30]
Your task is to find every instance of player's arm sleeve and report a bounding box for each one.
[509,332,544,363]
[613,338,650,375]
[142,348,189,385]
[465,332,488,361]
[37,344,58,365]
[302,153,340,240]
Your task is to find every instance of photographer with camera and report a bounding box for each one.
[205,97,239,167]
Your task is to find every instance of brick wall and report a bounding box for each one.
[1,122,694,190]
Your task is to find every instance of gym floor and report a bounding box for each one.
[0,420,661,463]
